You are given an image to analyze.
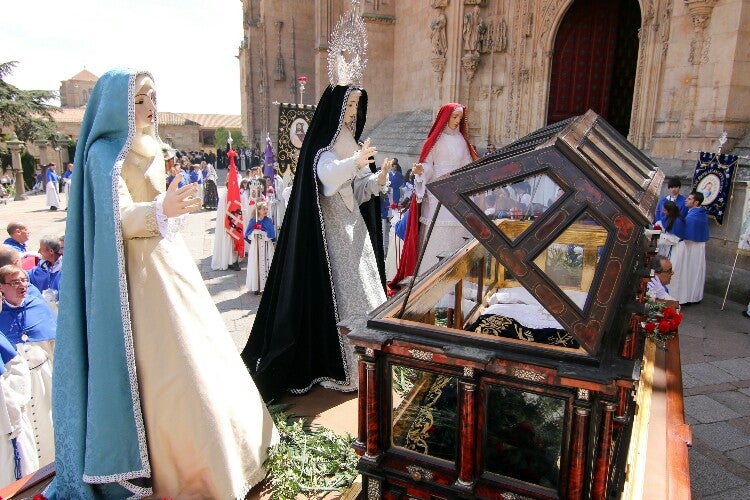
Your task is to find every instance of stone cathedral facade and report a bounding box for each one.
[239,0,750,300]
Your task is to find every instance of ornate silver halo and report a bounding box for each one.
[327,0,368,87]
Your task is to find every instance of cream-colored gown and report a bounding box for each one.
[119,149,278,499]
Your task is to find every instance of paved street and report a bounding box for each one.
[2,181,750,498]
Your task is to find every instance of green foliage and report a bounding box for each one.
[265,405,358,499]
[0,61,57,142]
[0,150,10,173]
[215,127,248,149]
[67,140,77,165]
[21,151,36,189]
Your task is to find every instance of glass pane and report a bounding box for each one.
[468,173,563,241]
[462,258,483,314]
[391,365,458,462]
[532,211,608,311]
[485,385,565,489]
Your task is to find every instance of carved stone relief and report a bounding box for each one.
[689,36,711,65]
[432,56,447,82]
[430,3,448,83]
[431,0,448,8]
[660,3,673,54]
[430,10,448,57]
[462,52,481,82]
[684,0,719,31]
[463,5,482,52]
[479,16,508,53]
[478,85,504,100]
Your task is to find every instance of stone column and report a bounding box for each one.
[6,134,27,201]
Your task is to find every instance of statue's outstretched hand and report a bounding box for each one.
[163,173,200,217]
[357,138,377,167]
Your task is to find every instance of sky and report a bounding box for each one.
[1,0,245,115]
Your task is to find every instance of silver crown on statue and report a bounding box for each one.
[327,0,367,87]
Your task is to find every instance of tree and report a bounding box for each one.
[21,150,36,189]
[215,127,248,150]
[0,61,57,142]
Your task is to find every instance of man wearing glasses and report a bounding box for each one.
[646,255,677,302]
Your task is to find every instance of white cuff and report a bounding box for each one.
[414,174,426,202]
[155,193,187,241]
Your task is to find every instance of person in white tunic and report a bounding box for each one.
[0,265,55,468]
[44,165,61,211]
[670,191,710,305]
[412,103,479,272]
[0,329,37,487]
[244,202,276,294]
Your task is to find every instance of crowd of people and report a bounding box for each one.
[0,222,63,485]
[652,179,711,306]
[214,146,263,171]
[211,164,293,294]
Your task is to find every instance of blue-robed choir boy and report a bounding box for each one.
[668,191,710,305]
[654,177,688,222]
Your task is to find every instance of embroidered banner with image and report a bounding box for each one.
[738,182,750,255]
[691,151,738,225]
[276,103,316,176]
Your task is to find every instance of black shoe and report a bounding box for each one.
[50,206,57,211]
[743,311,750,319]
[228,262,241,271]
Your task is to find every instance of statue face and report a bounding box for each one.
[343,90,361,126]
[134,76,156,131]
[448,108,463,130]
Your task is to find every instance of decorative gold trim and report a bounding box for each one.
[406,465,434,482]
[513,368,545,382]
[577,388,590,401]
[408,349,434,361]
[575,407,590,416]
[463,366,474,378]
[365,347,375,357]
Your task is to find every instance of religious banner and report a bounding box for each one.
[225,148,245,257]
[276,103,316,176]
[691,151,738,224]
[739,182,750,255]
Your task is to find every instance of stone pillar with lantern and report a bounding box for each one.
[6,134,27,200]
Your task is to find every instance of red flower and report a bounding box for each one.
[643,322,656,333]
[253,224,262,230]
[659,320,672,333]
[653,223,662,230]
[33,495,48,500]
[390,203,398,209]
[662,307,677,320]
[674,312,683,326]
[670,320,680,333]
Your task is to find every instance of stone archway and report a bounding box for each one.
[546,0,641,136]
